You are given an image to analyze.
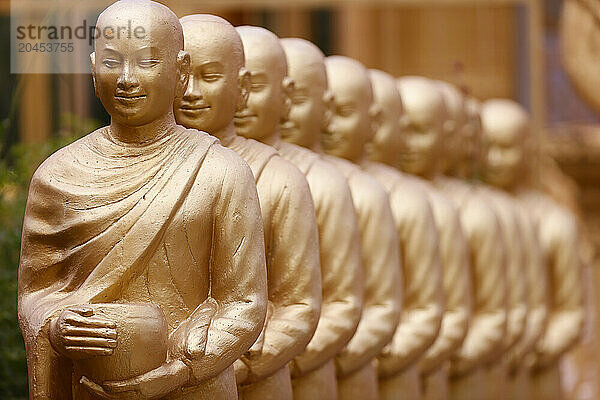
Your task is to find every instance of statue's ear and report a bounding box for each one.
[368,103,383,141]
[281,76,295,121]
[90,52,98,97]
[176,50,191,98]
[237,67,251,112]
[322,89,335,131]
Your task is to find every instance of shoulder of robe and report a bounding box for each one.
[262,155,313,199]
[200,137,255,182]
[540,198,579,241]
[306,157,350,200]
[423,182,458,229]
[390,173,432,220]
[352,169,391,214]
[461,192,500,233]
[28,131,98,188]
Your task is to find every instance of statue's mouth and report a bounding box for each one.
[115,93,147,104]
[179,103,210,115]
[234,114,257,125]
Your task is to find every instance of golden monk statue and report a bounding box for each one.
[173,16,322,400]
[17,2,268,399]
[280,39,402,400]
[397,76,508,400]
[440,81,531,400]
[481,99,585,400]
[463,96,549,400]
[234,27,364,400]
[321,57,444,400]
[370,70,472,400]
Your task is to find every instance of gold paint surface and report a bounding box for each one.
[18,3,269,399]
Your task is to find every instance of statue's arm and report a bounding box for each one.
[451,201,507,377]
[378,189,444,378]
[183,154,268,383]
[238,160,322,383]
[335,182,402,377]
[508,210,549,368]
[292,167,363,377]
[533,209,584,368]
[420,204,472,375]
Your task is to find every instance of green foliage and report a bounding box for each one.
[0,114,100,399]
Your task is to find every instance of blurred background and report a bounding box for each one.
[2,0,600,398]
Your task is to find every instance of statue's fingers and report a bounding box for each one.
[64,314,117,329]
[69,305,94,317]
[80,376,118,399]
[63,336,117,348]
[63,326,117,339]
[65,345,114,357]
[103,377,141,394]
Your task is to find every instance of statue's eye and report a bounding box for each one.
[138,59,160,68]
[251,83,267,92]
[102,59,121,68]
[202,73,222,83]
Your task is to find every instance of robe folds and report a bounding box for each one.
[18,127,268,400]
[275,141,363,400]
[362,162,444,379]
[227,136,321,400]
[325,156,402,400]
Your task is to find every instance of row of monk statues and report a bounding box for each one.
[17,1,586,399]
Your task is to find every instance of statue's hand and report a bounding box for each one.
[49,305,117,360]
[102,359,190,399]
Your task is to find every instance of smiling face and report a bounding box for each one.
[280,38,330,149]
[174,15,245,134]
[323,56,373,162]
[436,81,468,175]
[92,0,184,127]
[368,69,406,167]
[480,99,530,189]
[234,26,290,142]
[396,77,445,177]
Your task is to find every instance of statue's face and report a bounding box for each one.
[282,64,328,148]
[397,82,444,176]
[174,23,241,134]
[460,99,482,172]
[401,107,441,176]
[369,72,405,166]
[323,61,373,161]
[481,118,525,188]
[93,15,181,127]
[234,37,286,141]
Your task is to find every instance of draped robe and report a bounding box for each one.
[409,178,472,400]
[518,189,584,400]
[227,135,321,400]
[18,127,268,400]
[324,155,402,400]
[362,161,444,400]
[275,141,363,400]
[436,176,507,400]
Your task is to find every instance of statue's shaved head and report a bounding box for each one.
[325,55,373,103]
[281,38,327,88]
[180,14,244,71]
[369,69,402,112]
[481,99,530,140]
[96,0,183,53]
[236,26,287,78]
[397,76,446,124]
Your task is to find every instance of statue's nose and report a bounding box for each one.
[117,62,140,91]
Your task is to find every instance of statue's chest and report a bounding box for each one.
[122,195,214,330]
